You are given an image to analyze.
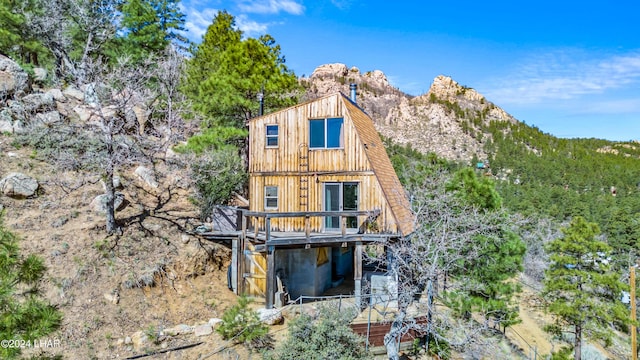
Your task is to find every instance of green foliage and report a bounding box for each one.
[426,337,451,359]
[543,216,629,357]
[190,147,247,218]
[184,10,301,128]
[265,306,370,360]
[116,0,187,64]
[383,137,458,189]
[445,228,525,328]
[175,126,247,155]
[217,296,268,345]
[0,0,52,67]
[550,346,573,360]
[446,167,502,210]
[0,212,62,359]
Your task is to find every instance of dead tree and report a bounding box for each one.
[369,170,522,359]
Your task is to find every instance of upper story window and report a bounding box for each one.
[264,186,278,210]
[309,117,344,149]
[266,124,278,147]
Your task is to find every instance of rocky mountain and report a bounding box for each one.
[302,63,518,161]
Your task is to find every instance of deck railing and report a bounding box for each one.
[240,209,382,244]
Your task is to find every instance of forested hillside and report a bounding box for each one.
[1,1,638,359]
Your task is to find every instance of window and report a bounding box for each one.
[324,182,359,230]
[264,186,278,210]
[266,124,278,147]
[309,117,343,149]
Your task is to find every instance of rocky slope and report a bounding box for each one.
[1,54,243,359]
[303,63,518,161]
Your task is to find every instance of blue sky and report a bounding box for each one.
[180,0,640,141]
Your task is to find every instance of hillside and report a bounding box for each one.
[1,54,637,359]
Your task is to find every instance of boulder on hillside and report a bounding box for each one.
[0,55,28,97]
[0,109,14,133]
[257,308,284,325]
[90,192,127,213]
[134,166,158,188]
[63,86,84,102]
[0,172,39,198]
[33,68,47,82]
[46,88,65,102]
[22,92,54,113]
[311,63,348,78]
[34,111,62,126]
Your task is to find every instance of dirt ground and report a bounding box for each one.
[0,134,247,359]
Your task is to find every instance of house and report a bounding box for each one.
[230,85,414,308]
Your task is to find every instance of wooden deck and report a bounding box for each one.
[200,209,402,309]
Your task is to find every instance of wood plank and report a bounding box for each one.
[266,246,275,309]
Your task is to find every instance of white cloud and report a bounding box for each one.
[236,14,269,35]
[483,50,640,105]
[183,6,220,41]
[237,0,304,15]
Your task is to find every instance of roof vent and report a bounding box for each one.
[350,83,357,104]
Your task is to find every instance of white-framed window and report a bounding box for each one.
[266,124,278,147]
[264,186,278,210]
[309,117,344,149]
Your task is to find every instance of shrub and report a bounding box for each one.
[190,147,247,218]
[0,212,63,359]
[217,296,269,345]
[265,305,370,360]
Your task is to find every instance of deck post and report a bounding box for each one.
[239,214,247,295]
[354,242,363,309]
[266,245,275,309]
[231,238,238,293]
[341,215,346,237]
[265,217,275,309]
[305,215,310,240]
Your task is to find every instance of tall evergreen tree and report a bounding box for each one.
[117,0,187,63]
[543,216,628,360]
[184,10,301,128]
[444,168,524,330]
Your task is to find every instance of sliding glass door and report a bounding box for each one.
[324,182,359,230]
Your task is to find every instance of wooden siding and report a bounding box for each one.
[249,174,399,233]
[249,94,373,174]
[248,92,413,236]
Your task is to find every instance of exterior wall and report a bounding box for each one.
[249,94,373,174]
[249,174,398,233]
[248,94,402,233]
[276,248,332,299]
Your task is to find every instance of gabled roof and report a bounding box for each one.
[340,94,415,236]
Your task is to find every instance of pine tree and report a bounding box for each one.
[0,0,52,66]
[117,0,186,63]
[184,10,301,128]
[543,216,628,360]
[444,168,524,330]
[0,212,62,359]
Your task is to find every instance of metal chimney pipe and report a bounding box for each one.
[350,83,357,104]
[257,91,264,116]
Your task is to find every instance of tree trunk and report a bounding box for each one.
[384,310,405,360]
[104,125,117,234]
[104,168,116,234]
[574,323,582,360]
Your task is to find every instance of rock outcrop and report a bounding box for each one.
[0,55,28,97]
[0,172,39,198]
[303,64,518,161]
